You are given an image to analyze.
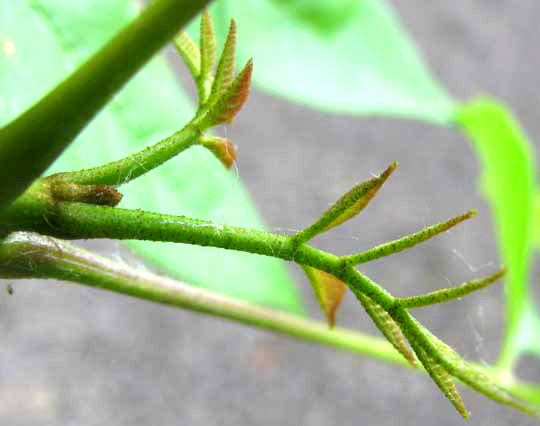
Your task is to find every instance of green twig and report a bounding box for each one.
[0,231,539,410]
[42,202,396,310]
[0,231,406,365]
[48,124,201,186]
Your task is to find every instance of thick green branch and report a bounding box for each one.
[1,193,537,414]
[38,202,396,310]
[0,0,211,208]
[0,231,538,409]
[0,231,407,366]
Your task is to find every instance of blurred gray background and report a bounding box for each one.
[2,1,540,425]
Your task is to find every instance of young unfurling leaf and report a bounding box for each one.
[209,19,237,103]
[199,8,217,103]
[411,340,469,420]
[294,163,397,244]
[174,11,251,130]
[421,323,539,416]
[302,266,346,328]
[356,293,416,365]
[404,313,539,417]
[174,31,201,79]
[195,59,253,129]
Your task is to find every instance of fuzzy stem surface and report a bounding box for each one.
[0,231,538,409]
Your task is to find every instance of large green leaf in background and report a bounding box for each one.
[197,0,456,124]
[0,0,303,313]
[457,100,540,370]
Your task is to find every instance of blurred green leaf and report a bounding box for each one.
[456,99,540,368]
[198,0,456,123]
[0,0,303,313]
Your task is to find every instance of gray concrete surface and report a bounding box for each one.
[2,1,540,425]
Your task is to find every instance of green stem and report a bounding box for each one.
[48,123,201,186]
[0,0,211,208]
[0,231,407,366]
[0,231,539,409]
[42,202,396,310]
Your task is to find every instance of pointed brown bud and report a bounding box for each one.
[200,136,237,169]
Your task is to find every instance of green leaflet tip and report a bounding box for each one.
[494,267,507,279]
[465,209,477,219]
[468,267,507,291]
[345,208,481,266]
[398,267,508,310]
[444,209,477,230]
[381,162,398,180]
